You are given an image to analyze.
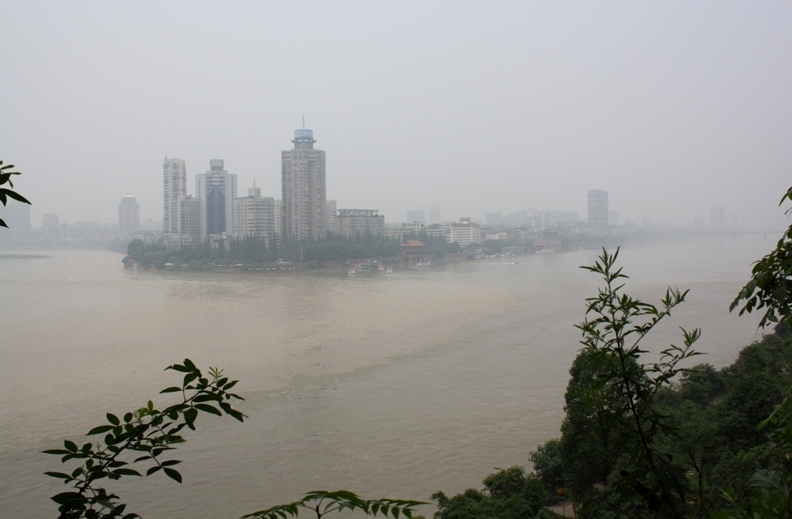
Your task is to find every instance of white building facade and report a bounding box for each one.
[234,186,276,244]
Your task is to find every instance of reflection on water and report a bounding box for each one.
[0,237,771,518]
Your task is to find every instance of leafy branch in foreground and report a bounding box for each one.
[241,490,425,519]
[0,160,32,228]
[45,359,426,519]
[731,186,792,328]
[574,247,701,517]
[44,359,246,519]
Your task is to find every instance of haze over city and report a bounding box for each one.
[4,2,792,228]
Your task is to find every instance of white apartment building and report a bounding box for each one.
[163,157,187,234]
[234,187,276,244]
[335,209,384,238]
[447,218,481,246]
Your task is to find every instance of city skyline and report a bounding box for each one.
[4,3,792,230]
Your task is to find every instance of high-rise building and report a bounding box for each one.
[429,205,441,225]
[587,189,609,227]
[196,159,237,239]
[281,129,326,241]
[326,200,337,235]
[234,186,276,244]
[118,194,140,242]
[163,158,187,234]
[177,195,202,244]
[273,200,282,238]
[0,200,31,246]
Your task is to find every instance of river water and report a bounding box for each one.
[0,237,773,518]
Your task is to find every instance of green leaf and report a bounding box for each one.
[194,403,222,416]
[44,471,71,480]
[160,386,182,393]
[106,413,120,426]
[112,468,142,477]
[87,424,115,435]
[51,491,82,505]
[0,188,31,205]
[163,467,183,483]
[64,440,78,452]
[42,449,71,455]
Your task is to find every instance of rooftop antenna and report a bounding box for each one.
[302,116,305,129]
[253,178,257,188]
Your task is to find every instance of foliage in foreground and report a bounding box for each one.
[0,160,32,228]
[563,248,702,518]
[434,216,792,518]
[731,186,792,329]
[431,466,549,519]
[44,359,424,519]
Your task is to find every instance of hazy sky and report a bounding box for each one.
[3,1,791,228]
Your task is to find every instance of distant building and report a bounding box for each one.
[177,195,202,245]
[234,186,276,244]
[326,200,337,235]
[504,210,542,228]
[428,205,441,225]
[164,195,201,249]
[118,194,139,243]
[282,128,326,240]
[163,157,201,249]
[163,158,187,234]
[0,200,31,246]
[42,213,60,241]
[544,211,578,227]
[588,190,609,227]
[486,212,503,226]
[406,209,425,224]
[402,221,426,234]
[274,199,283,238]
[335,209,385,238]
[401,240,430,267]
[196,159,237,240]
[447,217,481,246]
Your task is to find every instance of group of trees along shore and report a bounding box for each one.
[7,161,792,518]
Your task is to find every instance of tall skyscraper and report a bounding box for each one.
[163,158,187,234]
[281,128,326,240]
[587,189,609,227]
[196,159,237,239]
[118,194,140,242]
